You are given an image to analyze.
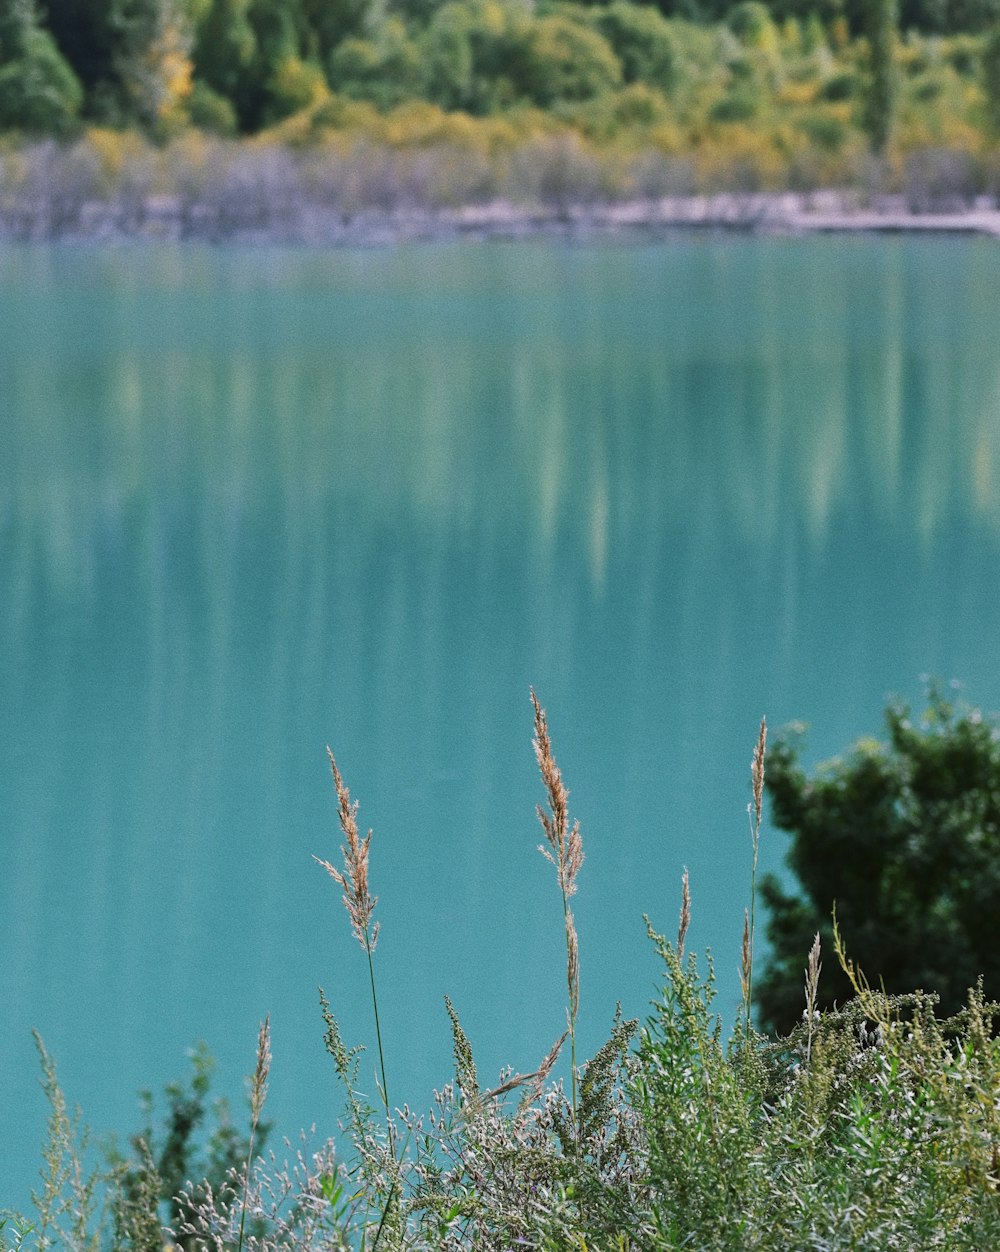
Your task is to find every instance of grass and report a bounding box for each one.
[6,692,1000,1249]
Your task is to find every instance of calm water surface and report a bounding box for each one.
[3,236,1000,1208]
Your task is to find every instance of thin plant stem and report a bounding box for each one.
[316,751,398,1239]
[365,927,393,1147]
[237,1015,271,1252]
[531,690,584,1126]
[744,716,767,1040]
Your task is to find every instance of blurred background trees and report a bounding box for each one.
[0,0,84,133]
[0,0,998,143]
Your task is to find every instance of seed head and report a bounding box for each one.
[315,748,380,951]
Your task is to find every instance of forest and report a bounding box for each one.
[1,0,999,161]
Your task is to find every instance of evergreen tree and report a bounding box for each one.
[193,0,257,115]
[984,19,1000,132]
[862,0,899,152]
[0,0,84,133]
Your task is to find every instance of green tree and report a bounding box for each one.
[758,688,1000,1035]
[592,2,677,91]
[416,0,528,115]
[193,0,257,109]
[195,0,321,131]
[862,0,899,152]
[984,19,1000,132]
[329,17,423,110]
[40,0,196,129]
[419,3,475,110]
[300,0,368,62]
[0,0,84,133]
[513,14,623,107]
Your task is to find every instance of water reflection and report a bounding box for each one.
[2,236,1000,1212]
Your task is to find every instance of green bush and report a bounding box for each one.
[820,67,860,99]
[759,686,1000,1035]
[187,80,239,135]
[710,82,761,119]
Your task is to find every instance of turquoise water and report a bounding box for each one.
[4,236,1000,1211]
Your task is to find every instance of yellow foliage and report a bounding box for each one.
[694,122,793,189]
[777,80,820,107]
[897,113,984,153]
[829,17,850,52]
[380,100,460,147]
[81,128,150,187]
[270,56,330,115]
[649,120,686,155]
[135,2,196,135]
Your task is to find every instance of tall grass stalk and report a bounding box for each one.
[236,1014,271,1252]
[315,749,391,1142]
[531,689,585,1127]
[315,748,400,1249]
[743,716,767,1038]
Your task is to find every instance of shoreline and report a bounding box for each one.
[3,191,1000,245]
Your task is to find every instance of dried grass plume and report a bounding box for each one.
[532,689,584,899]
[677,867,691,959]
[314,748,380,951]
[751,716,767,832]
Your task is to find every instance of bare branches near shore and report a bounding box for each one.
[2,134,999,244]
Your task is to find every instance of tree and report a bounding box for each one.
[193,0,256,111]
[592,2,677,92]
[758,688,1000,1035]
[329,18,423,110]
[511,15,623,108]
[862,0,899,153]
[0,0,84,133]
[984,19,1000,134]
[112,0,196,134]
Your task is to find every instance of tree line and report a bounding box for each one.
[2,0,1000,144]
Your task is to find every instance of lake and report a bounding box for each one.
[3,235,1000,1212]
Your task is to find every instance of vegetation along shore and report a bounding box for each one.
[2,0,1000,240]
[5,691,1000,1248]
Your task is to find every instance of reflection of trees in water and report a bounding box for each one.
[4,241,1000,761]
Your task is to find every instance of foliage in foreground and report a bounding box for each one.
[759,685,1000,1035]
[6,695,1000,1250]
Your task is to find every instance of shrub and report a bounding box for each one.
[187,80,239,135]
[759,685,1000,1035]
[710,83,761,120]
